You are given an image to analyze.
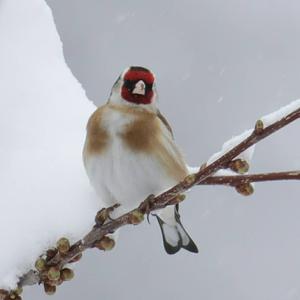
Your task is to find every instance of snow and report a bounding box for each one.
[187,166,201,174]
[207,129,255,167]
[217,96,224,103]
[213,169,238,176]
[114,12,135,24]
[0,0,99,289]
[187,166,236,176]
[261,99,300,127]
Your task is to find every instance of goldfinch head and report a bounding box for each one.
[109,66,157,106]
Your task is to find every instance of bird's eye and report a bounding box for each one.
[146,83,153,90]
[123,80,134,90]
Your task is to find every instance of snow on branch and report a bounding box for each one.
[207,129,255,167]
[261,99,300,127]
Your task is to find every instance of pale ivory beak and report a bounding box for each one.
[132,80,146,95]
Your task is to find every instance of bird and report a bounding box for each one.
[83,66,198,254]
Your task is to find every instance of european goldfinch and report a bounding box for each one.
[83,66,198,254]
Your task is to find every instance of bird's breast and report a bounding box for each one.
[83,104,187,208]
[118,111,161,153]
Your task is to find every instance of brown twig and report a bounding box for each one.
[2,107,299,300]
[200,171,300,186]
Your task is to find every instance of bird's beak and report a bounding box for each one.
[132,80,146,95]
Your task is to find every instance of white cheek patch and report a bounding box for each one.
[132,80,146,95]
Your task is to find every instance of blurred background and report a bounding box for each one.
[27,0,300,299]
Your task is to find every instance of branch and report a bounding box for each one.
[1,106,299,300]
[200,171,300,186]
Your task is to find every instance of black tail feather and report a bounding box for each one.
[156,205,198,255]
[157,216,181,254]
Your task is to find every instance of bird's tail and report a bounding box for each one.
[156,205,198,255]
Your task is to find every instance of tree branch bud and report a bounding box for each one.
[235,183,254,196]
[229,159,249,174]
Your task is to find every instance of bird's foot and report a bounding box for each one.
[139,194,156,223]
[95,204,120,227]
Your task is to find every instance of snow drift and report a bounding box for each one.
[0,0,99,289]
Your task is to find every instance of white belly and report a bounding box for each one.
[85,137,176,210]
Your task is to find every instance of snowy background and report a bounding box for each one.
[1,0,300,299]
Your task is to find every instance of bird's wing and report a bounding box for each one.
[154,111,188,182]
[157,110,174,139]
[83,105,109,165]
